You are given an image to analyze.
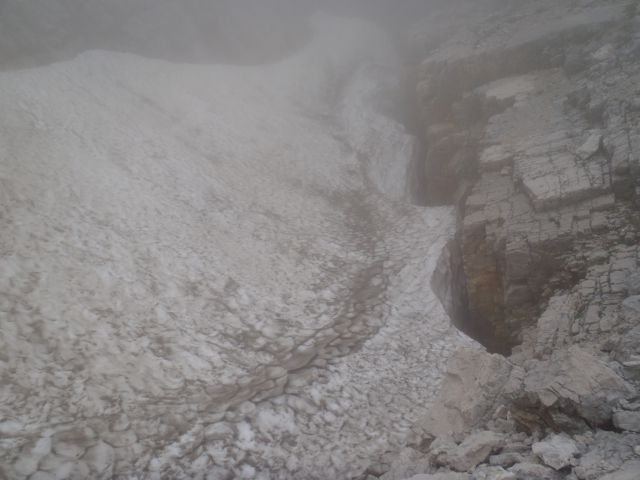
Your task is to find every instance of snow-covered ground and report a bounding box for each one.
[0,15,471,480]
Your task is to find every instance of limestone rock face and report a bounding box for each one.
[509,346,631,429]
[371,1,640,479]
[417,0,640,352]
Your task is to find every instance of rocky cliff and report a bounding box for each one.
[366,1,640,479]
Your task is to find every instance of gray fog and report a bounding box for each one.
[1,1,640,479]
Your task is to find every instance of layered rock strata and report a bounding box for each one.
[418,0,640,353]
[362,1,640,479]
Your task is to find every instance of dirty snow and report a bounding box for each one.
[0,15,471,480]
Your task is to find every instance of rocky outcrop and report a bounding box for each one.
[417,0,640,353]
[507,346,633,432]
[368,345,637,478]
[362,1,640,479]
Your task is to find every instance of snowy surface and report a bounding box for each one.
[0,15,472,479]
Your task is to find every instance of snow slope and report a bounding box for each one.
[0,15,472,480]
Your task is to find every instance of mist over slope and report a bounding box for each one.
[0,14,470,479]
[0,0,459,69]
[0,0,311,67]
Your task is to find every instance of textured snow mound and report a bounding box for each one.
[0,15,471,480]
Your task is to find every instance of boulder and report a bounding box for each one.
[83,441,114,476]
[430,438,460,468]
[576,132,603,160]
[507,346,632,429]
[613,411,640,433]
[532,434,578,470]
[508,463,562,480]
[471,465,516,480]
[423,348,514,439]
[488,452,525,468]
[447,431,505,472]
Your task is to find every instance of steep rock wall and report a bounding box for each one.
[416,0,639,353]
[365,2,640,479]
